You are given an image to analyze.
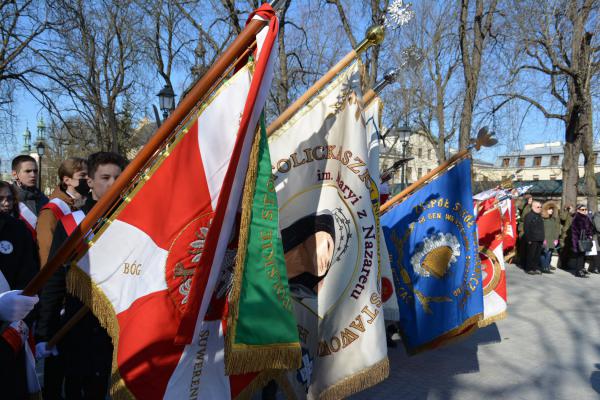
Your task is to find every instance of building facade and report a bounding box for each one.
[475,141,600,182]
[379,128,439,189]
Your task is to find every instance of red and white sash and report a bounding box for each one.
[18,203,37,239]
[41,198,72,221]
[60,210,86,236]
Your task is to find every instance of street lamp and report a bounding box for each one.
[36,138,46,191]
[157,83,176,120]
[36,117,47,191]
[396,123,412,189]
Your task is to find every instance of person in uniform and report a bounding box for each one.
[36,152,127,399]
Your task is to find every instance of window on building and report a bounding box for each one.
[418,148,422,157]
[427,168,432,174]
[417,168,422,178]
[406,167,412,178]
[533,175,539,181]
[550,174,557,180]
[550,155,559,166]
[533,156,542,166]
[502,158,510,167]
[427,149,431,160]
[518,157,525,167]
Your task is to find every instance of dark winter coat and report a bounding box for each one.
[0,213,40,399]
[12,182,48,216]
[570,212,593,255]
[36,197,113,378]
[524,211,544,242]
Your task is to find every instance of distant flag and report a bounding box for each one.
[381,158,483,354]
[268,62,389,398]
[65,6,279,398]
[475,198,507,327]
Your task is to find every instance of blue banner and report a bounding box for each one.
[381,158,483,354]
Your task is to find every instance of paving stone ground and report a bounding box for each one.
[351,263,600,400]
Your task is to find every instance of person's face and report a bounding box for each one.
[12,161,38,188]
[548,208,554,215]
[577,206,588,215]
[63,168,88,192]
[532,202,542,214]
[527,197,533,205]
[0,187,14,214]
[87,164,122,200]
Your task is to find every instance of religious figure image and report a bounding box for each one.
[282,212,336,297]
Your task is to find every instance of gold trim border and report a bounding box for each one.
[319,357,390,400]
[66,264,133,400]
[478,309,507,328]
[401,313,482,356]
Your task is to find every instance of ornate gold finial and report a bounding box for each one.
[366,25,385,46]
[355,25,385,54]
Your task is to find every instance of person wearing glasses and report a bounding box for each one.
[569,204,593,278]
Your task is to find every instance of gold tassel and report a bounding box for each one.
[318,358,390,400]
[66,264,134,399]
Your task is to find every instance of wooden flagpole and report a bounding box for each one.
[20,18,269,298]
[266,25,385,136]
[379,149,471,214]
[380,127,497,213]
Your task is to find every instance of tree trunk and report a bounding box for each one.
[562,102,583,208]
[581,97,596,211]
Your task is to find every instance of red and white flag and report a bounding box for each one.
[476,198,507,327]
[501,199,517,260]
[66,6,279,398]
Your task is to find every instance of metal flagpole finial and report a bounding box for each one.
[268,0,285,9]
[373,68,400,94]
[470,126,498,151]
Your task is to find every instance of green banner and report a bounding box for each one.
[225,115,301,374]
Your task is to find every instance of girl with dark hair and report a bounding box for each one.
[0,181,19,217]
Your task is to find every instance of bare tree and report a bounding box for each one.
[458,0,499,149]
[495,0,600,208]
[398,0,462,162]
[0,0,48,150]
[37,0,146,154]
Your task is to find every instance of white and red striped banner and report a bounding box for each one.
[68,6,279,398]
[476,198,507,326]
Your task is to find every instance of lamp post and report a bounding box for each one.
[36,117,47,191]
[36,139,46,191]
[157,83,176,120]
[396,123,412,189]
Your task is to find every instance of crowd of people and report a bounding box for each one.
[0,152,127,399]
[517,194,600,278]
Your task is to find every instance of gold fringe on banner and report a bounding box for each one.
[319,357,390,400]
[225,122,301,375]
[478,310,507,328]
[66,264,134,400]
[403,313,482,356]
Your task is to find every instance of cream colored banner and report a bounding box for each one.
[268,63,388,399]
